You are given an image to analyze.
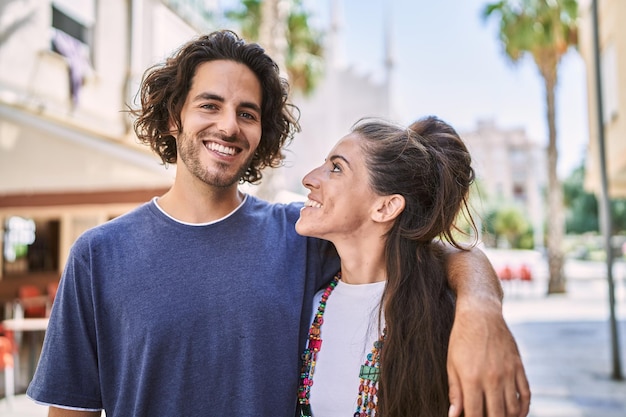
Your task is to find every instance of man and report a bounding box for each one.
[27,30,529,417]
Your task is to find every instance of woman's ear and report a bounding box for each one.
[372,194,405,223]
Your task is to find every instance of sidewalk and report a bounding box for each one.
[502,271,626,417]
[1,265,625,416]
[0,396,46,416]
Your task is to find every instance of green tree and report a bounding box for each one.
[483,0,578,294]
[563,165,599,233]
[613,200,626,234]
[225,0,324,95]
[493,206,531,248]
[563,164,626,234]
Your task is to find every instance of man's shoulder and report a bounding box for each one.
[74,202,152,245]
[244,194,304,220]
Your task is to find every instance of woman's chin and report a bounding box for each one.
[295,220,317,238]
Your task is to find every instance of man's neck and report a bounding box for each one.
[157,181,244,224]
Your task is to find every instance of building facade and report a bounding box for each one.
[578,0,626,197]
[0,0,218,304]
[461,119,546,248]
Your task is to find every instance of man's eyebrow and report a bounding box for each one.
[330,155,351,169]
[192,93,261,115]
[193,92,223,102]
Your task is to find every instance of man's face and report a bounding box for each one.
[172,60,263,189]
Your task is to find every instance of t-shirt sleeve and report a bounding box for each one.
[27,235,103,410]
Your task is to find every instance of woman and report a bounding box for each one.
[296,116,480,416]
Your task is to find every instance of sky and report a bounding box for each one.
[304,0,589,178]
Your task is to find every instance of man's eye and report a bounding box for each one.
[240,112,256,120]
[331,163,341,172]
[201,103,218,110]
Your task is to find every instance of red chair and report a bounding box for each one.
[519,264,533,282]
[0,332,15,401]
[17,285,47,318]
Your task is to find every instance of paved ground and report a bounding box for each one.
[1,256,626,416]
[500,256,626,417]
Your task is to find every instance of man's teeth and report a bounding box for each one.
[206,142,236,155]
[305,199,322,208]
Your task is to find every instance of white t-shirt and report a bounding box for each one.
[308,280,386,416]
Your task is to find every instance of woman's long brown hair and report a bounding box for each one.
[355,116,476,416]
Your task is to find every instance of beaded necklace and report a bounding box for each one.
[298,272,386,417]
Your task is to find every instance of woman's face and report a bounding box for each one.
[296,133,381,241]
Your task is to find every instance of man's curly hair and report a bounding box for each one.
[131,30,300,184]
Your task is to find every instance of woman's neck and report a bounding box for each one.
[335,240,387,285]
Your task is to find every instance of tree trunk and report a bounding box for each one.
[259,0,288,74]
[544,73,566,294]
[255,0,289,202]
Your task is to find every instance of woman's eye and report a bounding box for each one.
[331,163,341,172]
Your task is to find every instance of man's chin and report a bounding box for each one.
[207,177,240,188]
[202,166,246,188]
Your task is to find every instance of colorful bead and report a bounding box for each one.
[297,272,386,417]
[298,273,341,412]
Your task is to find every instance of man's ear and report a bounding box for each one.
[168,119,179,139]
[372,194,405,223]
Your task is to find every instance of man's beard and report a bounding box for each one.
[177,131,253,188]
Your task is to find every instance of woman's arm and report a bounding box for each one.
[444,246,531,417]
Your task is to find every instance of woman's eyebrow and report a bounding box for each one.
[330,154,351,168]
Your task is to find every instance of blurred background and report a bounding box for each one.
[0,0,625,415]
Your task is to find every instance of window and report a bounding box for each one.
[52,6,91,47]
[513,184,526,202]
[2,217,60,276]
[49,1,95,105]
[3,217,35,275]
[50,0,95,54]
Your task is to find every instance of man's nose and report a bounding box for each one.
[216,110,240,138]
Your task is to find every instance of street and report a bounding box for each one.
[495,252,626,417]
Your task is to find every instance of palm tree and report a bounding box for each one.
[494,206,531,248]
[225,0,324,95]
[483,0,578,294]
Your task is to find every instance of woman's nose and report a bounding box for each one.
[302,167,321,189]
